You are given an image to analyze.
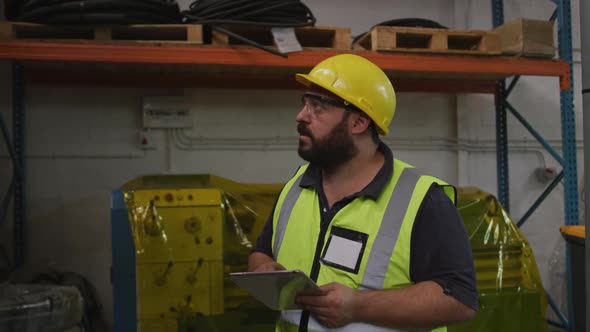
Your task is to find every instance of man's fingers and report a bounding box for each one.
[297,294,330,308]
[318,282,339,292]
[295,296,329,313]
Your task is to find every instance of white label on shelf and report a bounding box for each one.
[271,27,303,53]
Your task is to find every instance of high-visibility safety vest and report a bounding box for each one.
[271,159,456,332]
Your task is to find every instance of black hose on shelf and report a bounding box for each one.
[182,0,315,27]
[12,0,182,24]
[3,0,20,20]
[182,0,316,57]
[353,18,448,44]
[212,26,289,58]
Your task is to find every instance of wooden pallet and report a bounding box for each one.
[211,25,351,50]
[0,21,203,44]
[354,26,500,55]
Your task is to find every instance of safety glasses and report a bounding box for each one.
[300,93,360,117]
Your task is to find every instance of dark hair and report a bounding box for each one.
[368,122,380,145]
[344,106,380,146]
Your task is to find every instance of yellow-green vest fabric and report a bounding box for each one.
[271,159,456,332]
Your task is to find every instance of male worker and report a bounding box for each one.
[248,54,477,332]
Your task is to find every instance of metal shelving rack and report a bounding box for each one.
[492,0,579,331]
[0,61,25,269]
[0,0,578,330]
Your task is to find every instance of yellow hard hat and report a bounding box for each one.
[295,54,396,135]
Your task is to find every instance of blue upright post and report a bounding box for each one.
[557,1,579,331]
[111,190,137,332]
[556,2,579,225]
[492,0,509,211]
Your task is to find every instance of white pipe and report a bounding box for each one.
[0,135,581,158]
[0,152,145,159]
[164,129,173,173]
[176,128,584,147]
[172,128,584,152]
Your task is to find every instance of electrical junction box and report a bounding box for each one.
[143,96,193,129]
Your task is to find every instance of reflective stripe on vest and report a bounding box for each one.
[273,172,305,258]
[361,167,419,289]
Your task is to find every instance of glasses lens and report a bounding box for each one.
[300,93,359,116]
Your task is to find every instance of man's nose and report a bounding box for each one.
[295,106,310,122]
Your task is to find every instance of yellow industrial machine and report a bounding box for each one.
[111,175,281,332]
[111,176,547,332]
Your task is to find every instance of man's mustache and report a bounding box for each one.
[297,124,312,137]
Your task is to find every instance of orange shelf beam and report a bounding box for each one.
[0,41,571,90]
[22,69,498,93]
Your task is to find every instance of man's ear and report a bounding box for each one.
[350,113,372,135]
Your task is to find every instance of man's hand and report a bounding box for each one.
[295,282,357,328]
[251,260,286,272]
[248,252,285,272]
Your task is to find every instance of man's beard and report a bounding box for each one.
[297,114,358,167]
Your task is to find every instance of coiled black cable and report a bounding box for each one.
[182,0,316,57]
[14,0,182,24]
[182,0,315,26]
[353,18,448,44]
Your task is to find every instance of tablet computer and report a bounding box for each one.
[229,270,323,310]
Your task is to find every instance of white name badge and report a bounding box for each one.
[320,226,368,274]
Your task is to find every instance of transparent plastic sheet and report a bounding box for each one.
[208,175,283,271]
[546,238,566,329]
[124,192,168,257]
[0,284,83,332]
[120,175,282,331]
[121,175,281,268]
[449,187,548,332]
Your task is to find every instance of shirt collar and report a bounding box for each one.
[299,141,393,200]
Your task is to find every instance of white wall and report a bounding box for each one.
[0,0,583,329]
